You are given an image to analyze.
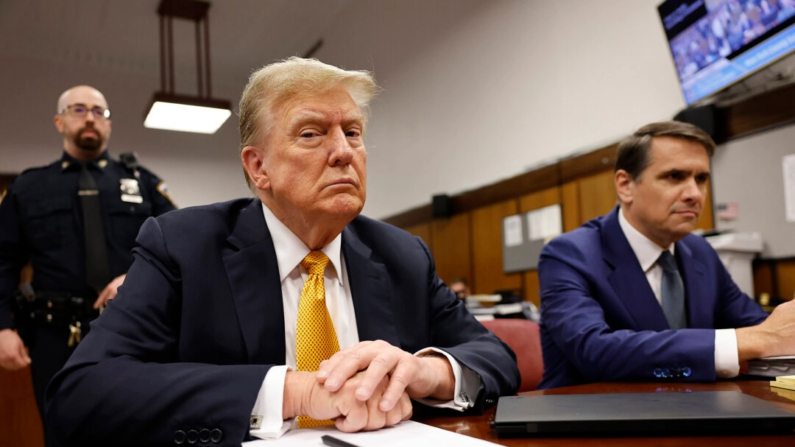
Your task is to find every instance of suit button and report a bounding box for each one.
[174,430,186,444]
[199,428,210,443]
[187,429,199,444]
[682,367,692,377]
[210,429,222,444]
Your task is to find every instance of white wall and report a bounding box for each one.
[1,0,688,217]
[712,125,795,258]
[320,0,688,219]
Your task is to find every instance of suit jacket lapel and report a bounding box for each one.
[222,199,286,365]
[676,240,711,328]
[342,224,400,346]
[602,207,670,331]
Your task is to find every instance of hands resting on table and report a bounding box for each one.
[282,340,456,432]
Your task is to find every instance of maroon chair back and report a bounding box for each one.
[481,318,544,392]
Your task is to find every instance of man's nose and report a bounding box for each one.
[681,178,703,202]
[328,128,354,166]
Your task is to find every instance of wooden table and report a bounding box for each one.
[417,380,795,446]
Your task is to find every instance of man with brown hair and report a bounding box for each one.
[537,121,795,389]
[45,58,519,446]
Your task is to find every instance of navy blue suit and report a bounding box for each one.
[537,206,768,390]
[46,198,519,446]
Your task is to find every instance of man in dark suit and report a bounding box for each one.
[538,121,795,390]
[45,57,519,446]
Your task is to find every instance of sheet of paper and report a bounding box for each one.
[527,209,544,241]
[527,204,562,241]
[242,420,502,447]
[502,215,523,247]
[783,154,795,222]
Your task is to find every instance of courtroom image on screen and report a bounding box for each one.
[659,0,795,104]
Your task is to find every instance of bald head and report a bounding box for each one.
[57,85,108,112]
[54,85,112,161]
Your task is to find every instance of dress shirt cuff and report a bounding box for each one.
[413,347,479,411]
[250,365,292,440]
[715,329,740,378]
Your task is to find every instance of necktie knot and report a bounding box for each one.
[657,250,678,273]
[301,251,330,276]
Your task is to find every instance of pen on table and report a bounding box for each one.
[321,434,362,447]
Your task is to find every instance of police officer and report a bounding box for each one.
[0,85,176,444]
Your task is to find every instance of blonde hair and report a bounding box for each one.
[239,57,377,189]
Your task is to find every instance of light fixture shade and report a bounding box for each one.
[144,93,232,134]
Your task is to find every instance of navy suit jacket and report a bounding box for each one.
[46,198,519,446]
[537,206,768,390]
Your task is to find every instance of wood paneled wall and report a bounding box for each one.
[471,201,522,295]
[0,173,43,447]
[403,223,432,249]
[403,214,475,289]
[431,214,472,289]
[576,171,618,224]
[386,81,795,303]
[0,367,44,447]
[754,259,795,302]
[779,261,795,301]
[518,188,561,307]
[400,166,718,304]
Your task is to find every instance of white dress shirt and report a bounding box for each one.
[250,203,477,439]
[617,208,739,378]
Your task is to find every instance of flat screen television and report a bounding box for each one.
[658,0,795,105]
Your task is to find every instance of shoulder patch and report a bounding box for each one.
[156,181,177,208]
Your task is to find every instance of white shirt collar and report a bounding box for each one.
[618,206,674,273]
[260,202,344,285]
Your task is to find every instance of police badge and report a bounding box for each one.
[120,178,143,203]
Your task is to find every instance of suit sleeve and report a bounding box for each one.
[539,239,717,383]
[0,183,27,330]
[416,237,520,412]
[45,217,270,447]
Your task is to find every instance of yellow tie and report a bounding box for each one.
[296,250,340,428]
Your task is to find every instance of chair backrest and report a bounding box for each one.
[481,318,544,393]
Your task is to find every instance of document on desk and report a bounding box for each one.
[242,420,501,446]
[747,355,795,377]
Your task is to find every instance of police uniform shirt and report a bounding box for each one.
[0,151,176,329]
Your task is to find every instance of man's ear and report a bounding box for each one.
[54,114,64,133]
[615,169,635,206]
[241,146,271,191]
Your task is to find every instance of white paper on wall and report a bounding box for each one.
[527,204,563,241]
[503,215,523,247]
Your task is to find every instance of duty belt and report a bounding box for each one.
[16,292,97,346]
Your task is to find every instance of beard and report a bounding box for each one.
[74,127,104,151]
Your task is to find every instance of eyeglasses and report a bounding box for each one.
[60,104,111,120]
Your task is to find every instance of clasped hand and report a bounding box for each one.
[285,340,455,432]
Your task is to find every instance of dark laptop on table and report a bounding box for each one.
[492,392,795,437]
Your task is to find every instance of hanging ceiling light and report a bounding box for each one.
[144,0,231,134]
